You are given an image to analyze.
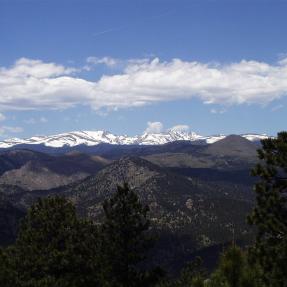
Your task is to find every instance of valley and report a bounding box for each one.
[0,133,261,271]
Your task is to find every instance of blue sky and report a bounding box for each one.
[0,0,286,138]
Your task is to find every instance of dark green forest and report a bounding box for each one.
[0,132,286,286]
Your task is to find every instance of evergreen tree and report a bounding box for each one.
[207,245,264,287]
[0,247,17,286]
[176,257,205,287]
[156,257,205,287]
[215,245,244,287]
[248,131,287,287]
[99,183,161,287]
[2,196,100,287]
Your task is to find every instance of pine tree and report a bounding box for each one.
[156,257,205,287]
[207,245,264,287]
[0,247,17,286]
[99,183,161,287]
[3,196,100,287]
[216,245,245,287]
[248,131,287,287]
[176,257,205,287]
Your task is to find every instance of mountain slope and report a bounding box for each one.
[143,135,259,170]
[0,150,111,190]
[203,135,258,158]
[0,153,256,271]
[61,156,253,247]
[0,161,88,191]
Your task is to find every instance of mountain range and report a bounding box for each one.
[0,133,266,271]
[0,129,269,149]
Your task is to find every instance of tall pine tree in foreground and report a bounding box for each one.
[0,247,17,287]
[1,196,100,287]
[248,131,287,287]
[156,257,205,287]
[207,245,264,287]
[99,183,162,287]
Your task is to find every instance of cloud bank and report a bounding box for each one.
[1,57,287,111]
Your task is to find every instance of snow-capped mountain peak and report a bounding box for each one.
[0,130,270,149]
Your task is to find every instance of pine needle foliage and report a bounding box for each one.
[0,196,100,287]
[98,183,162,287]
[248,131,287,287]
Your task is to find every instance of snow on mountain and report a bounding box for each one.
[241,133,270,142]
[0,130,270,149]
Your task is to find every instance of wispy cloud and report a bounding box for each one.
[0,125,23,135]
[40,116,48,123]
[271,104,284,112]
[92,10,173,39]
[0,113,6,122]
[24,116,48,124]
[210,108,226,114]
[24,118,36,124]
[86,56,118,67]
[92,27,123,38]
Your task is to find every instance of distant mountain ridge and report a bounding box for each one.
[0,150,111,190]
[0,130,269,149]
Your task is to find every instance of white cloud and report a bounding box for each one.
[0,113,6,121]
[86,56,118,67]
[1,57,287,111]
[1,57,75,79]
[0,125,23,135]
[169,124,190,133]
[144,121,163,134]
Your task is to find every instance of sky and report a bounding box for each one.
[0,0,287,139]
